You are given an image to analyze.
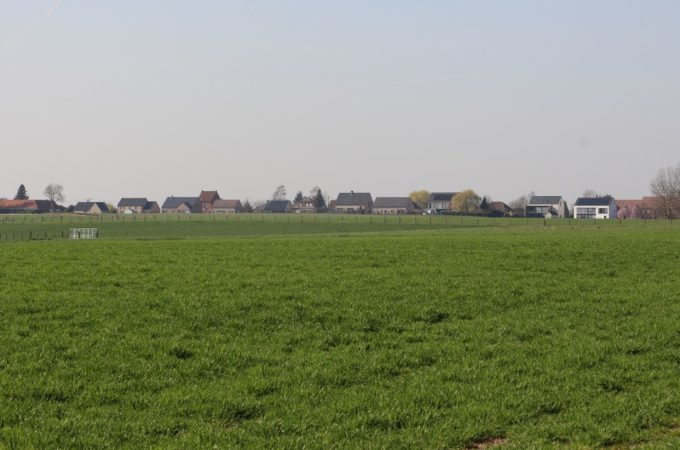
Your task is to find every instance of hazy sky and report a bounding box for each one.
[1,1,679,205]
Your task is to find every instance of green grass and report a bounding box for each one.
[1,221,680,448]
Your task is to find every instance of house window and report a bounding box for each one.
[577,207,596,219]
[598,208,608,214]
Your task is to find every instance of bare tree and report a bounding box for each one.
[509,191,534,213]
[44,183,65,211]
[272,185,287,200]
[582,189,599,198]
[650,165,680,219]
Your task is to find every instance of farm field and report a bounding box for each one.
[1,220,680,448]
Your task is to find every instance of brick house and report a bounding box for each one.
[199,190,220,213]
[616,197,661,219]
[293,197,317,213]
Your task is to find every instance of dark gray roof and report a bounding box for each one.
[335,192,372,206]
[429,192,457,202]
[161,197,200,209]
[73,202,109,212]
[575,197,614,206]
[373,197,418,209]
[118,198,148,207]
[264,200,292,213]
[143,201,159,211]
[529,196,563,205]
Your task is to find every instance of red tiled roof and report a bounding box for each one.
[199,190,220,202]
[0,199,38,209]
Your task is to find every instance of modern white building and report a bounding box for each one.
[573,197,617,219]
[525,196,569,218]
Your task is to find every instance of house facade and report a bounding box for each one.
[525,196,569,218]
[573,197,617,219]
[212,199,242,214]
[616,198,660,219]
[372,197,422,215]
[73,202,109,215]
[427,192,457,213]
[117,198,160,214]
[257,200,292,213]
[293,197,317,213]
[199,191,220,213]
[161,197,201,214]
[334,192,373,214]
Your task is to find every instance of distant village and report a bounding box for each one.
[0,182,676,220]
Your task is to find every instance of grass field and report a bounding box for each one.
[1,217,680,448]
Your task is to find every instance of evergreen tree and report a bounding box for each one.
[242,200,253,213]
[294,191,304,203]
[480,196,489,210]
[14,184,28,200]
[314,189,326,209]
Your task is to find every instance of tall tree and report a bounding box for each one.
[313,188,326,209]
[272,185,287,200]
[451,189,481,213]
[409,190,430,210]
[650,165,680,219]
[480,196,489,210]
[242,200,253,213]
[43,183,65,211]
[14,184,28,200]
[294,191,304,203]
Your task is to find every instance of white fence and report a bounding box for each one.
[69,228,98,240]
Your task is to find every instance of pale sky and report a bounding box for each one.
[1,1,679,205]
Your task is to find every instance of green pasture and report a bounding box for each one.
[1,220,679,448]
[0,213,673,241]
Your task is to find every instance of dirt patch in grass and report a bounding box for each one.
[467,437,508,449]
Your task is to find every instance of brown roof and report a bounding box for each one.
[199,190,220,202]
[213,199,241,209]
[488,201,511,212]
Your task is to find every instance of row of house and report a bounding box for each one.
[524,195,664,220]
[0,190,667,219]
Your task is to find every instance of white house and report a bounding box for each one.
[427,192,457,213]
[573,197,617,219]
[525,196,569,218]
